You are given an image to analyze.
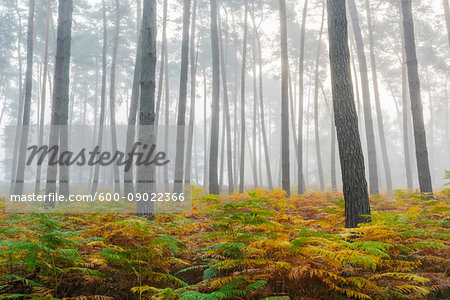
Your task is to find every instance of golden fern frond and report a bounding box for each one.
[369,272,430,284]
[393,284,431,297]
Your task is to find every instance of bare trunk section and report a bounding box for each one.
[365,0,392,194]
[173,0,191,193]
[35,0,50,194]
[279,0,290,195]
[209,0,220,195]
[136,0,157,217]
[109,0,121,194]
[400,0,433,196]
[297,0,308,194]
[14,0,35,195]
[239,0,248,193]
[185,0,198,188]
[327,0,370,228]
[347,0,379,194]
[313,1,325,192]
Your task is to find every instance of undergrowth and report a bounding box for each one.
[0,189,448,299]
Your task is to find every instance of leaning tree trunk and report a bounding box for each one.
[46,0,73,203]
[239,0,248,193]
[90,0,107,198]
[14,0,35,195]
[279,0,290,195]
[251,12,273,190]
[209,0,220,195]
[136,0,157,217]
[347,0,379,195]
[173,0,191,193]
[400,0,433,196]
[109,0,121,194]
[297,0,308,194]
[365,0,393,194]
[185,0,198,189]
[35,0,50,194]
[327,0,370,228]
[218,11,234,193]
[313,1,325,192]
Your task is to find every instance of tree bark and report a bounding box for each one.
[35,0,50,195]
[46,0,73,202]
[173,0,191,193]
[251,12,273,190]
[185,0,198,189]
[209,0,220,195]
[218,11,234,193]
[90,0,107,198]
[347,0,379,194]
[136,0,157,217]
[279,0,290,195]
[327,0,370,228]
[365,0,392,194]
[239,0,248,193]
[400,0,433,196]
[14,0,35,195]
[313,1,325,192]
[297,0,308,194]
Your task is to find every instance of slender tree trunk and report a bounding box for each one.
[251,13,273,190]
[124,2,143,195]
[35,0,50,194]
[279,0,290,195]
[185,0,198,188]
[11,1,23,194]
[173,0,191,193]
[203,68,208,189]
[218,12,234,193]
[365,0,392,194]
[209,0,220,195]
[313,1,325,192]
[347,0,379,194]
[90,0,107,198]
[89,57,99,189]
[14,0,35,195]
[136,0,157,217]
[163,41,170,192]
[444,0,450,48]
[297,0,308,194]
[46,0,73,202]
[252,35,258,189]
[400,0,433,196]
[239,0,248,193]
[109,0,121,194]
[321,85,337,191]
[327,0,370,228]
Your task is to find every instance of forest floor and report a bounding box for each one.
[0,189,449,299]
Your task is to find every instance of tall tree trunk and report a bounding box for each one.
[444,0,450,48]
[163,40,170,192]
[297,0,308,194]
[136,0,157,217]
[185,0,198,188]
[218,11,234,193]
[239,0,248,193]
[321,85,337,191]
[109,0,121,194]
[209,0,220,195]
[400,0,433,196]
[14,0,35,195]
[279,0,290,195]
[347,0,379,194]
[313,1,325,192]
[11,1,24,194]
[124,2,143,196]
[365,0,392,194]
[203,68,208,189]
[252,35,258,189]
[35,0,50,194]
[327,0,370,228]
[173,0,191,193]
[251,12,273,190]
[90,0,107,198]
[46,0,73,202]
